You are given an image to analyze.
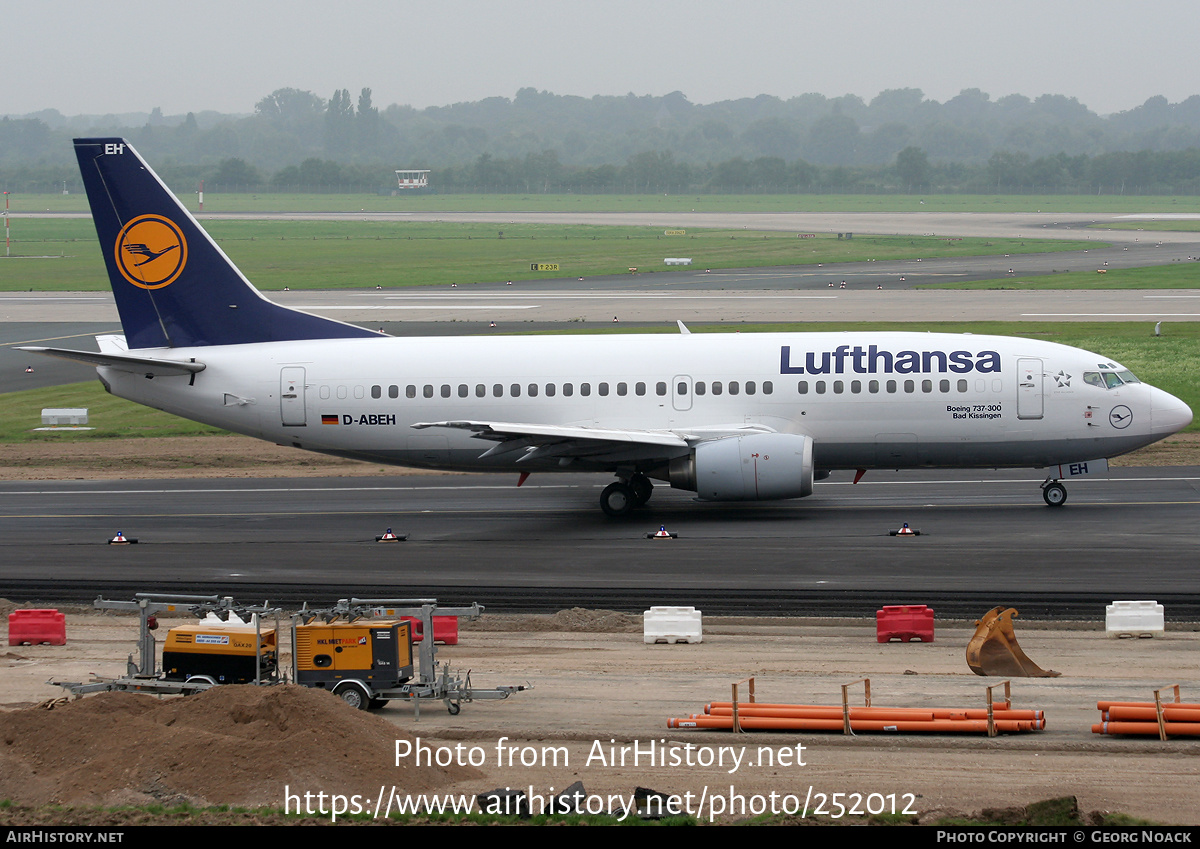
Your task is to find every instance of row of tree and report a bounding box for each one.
[12,146,1200,196]
[6,86,1200,193]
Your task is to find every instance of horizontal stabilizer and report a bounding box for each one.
[17,346,205,376]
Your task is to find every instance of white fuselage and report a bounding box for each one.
[97,331,1191,480]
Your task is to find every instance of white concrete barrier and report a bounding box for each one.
[644,606,702,644]
[1105,600,1164,638]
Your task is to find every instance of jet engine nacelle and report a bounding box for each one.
[669,433,814,501]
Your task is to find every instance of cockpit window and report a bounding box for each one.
[1085,370,1137,390]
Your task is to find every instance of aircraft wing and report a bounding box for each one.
[411,420,772,464]
[411,420,690,464]
[17,346,206,377]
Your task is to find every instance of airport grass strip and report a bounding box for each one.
[0,219,1095,292]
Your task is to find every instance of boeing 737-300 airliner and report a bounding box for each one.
[22,139,1194,515]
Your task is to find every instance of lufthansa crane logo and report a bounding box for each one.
[1109,405,1133,429]
[114,215,187,289]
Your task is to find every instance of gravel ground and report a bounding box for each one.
[2,608,1198,825]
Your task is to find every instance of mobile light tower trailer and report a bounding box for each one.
[54,594,282,696]
[293,598,528,717]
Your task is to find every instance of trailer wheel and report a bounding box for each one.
[447,702,461,716]
[183,675,216,694]
[368,698,387,710]
[335,683,370,710]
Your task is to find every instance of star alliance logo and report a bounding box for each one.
[1052,371,1072,388]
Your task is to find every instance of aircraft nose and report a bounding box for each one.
[1150,387,1193,434]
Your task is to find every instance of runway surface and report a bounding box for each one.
[2,468,1197,618]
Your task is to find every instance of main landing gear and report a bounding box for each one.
[600,474,654,517]
[1041,478,1068,507]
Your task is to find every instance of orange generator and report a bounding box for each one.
[293,619,414,709]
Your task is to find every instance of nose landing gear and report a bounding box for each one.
[1041,479,1068,507]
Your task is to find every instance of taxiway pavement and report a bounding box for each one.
[1,468,1196,617]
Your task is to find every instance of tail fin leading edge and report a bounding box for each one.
[74,138,380,349]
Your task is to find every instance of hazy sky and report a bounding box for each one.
[6,0,1194,117]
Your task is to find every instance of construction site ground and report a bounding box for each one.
[1,607,1198,825]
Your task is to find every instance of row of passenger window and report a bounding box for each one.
[798,378,1001,394]
[316,377,1002,401]
[695,380,773,396]
[319,379,777,400]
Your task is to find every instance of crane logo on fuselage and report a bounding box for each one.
[780,345,1002,375]
[114,214,188,290]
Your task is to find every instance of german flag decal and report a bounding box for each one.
[321,414,339,425]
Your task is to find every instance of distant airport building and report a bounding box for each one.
[395,170,431,192]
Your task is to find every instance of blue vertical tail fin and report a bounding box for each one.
[74,138,380,349]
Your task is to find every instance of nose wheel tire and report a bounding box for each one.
[1042,481,1067,507]
[600,481,636,517]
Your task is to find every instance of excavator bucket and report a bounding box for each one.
[966,607,1061,678]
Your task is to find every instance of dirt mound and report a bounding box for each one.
[467,608,641,633]
[0,685,479,808]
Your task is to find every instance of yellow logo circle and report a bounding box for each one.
[114,215,187,289]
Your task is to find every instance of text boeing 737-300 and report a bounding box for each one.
[21,139,1193,516]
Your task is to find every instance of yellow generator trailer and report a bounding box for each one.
[162,619,278,685]
[293,619,414,709]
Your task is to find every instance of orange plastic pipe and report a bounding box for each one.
[1103,706,1200,723]
[706,705,1043,722]
[670,716,1039,733]
[707,701,1015,714]
[1096,701,1200,711]
[1092,721,1200,736]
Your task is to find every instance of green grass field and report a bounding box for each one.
[918,263,1200,290]
[4,321,1193,443]
[0,382,226,443]
[0,219,1097,291]
[12,191,1200,215]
